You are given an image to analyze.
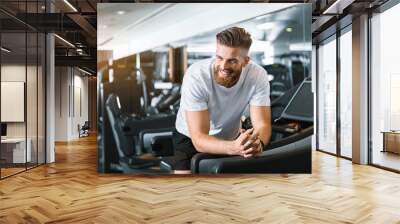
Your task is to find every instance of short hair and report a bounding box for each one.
[216,27,252,50]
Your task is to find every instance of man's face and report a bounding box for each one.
[213,43,250,88]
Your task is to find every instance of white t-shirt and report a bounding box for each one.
[176,58,270,140]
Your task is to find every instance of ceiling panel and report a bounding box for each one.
[97,3,298,59]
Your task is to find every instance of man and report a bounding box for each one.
[164,27,272,174]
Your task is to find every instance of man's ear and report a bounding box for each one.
[244,56,250,65]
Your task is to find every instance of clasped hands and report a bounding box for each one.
[230,128,263,158]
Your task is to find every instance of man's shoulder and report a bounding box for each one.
[247,61,267,75]
[185,58,213,80]
[188,58,213,72]
[246,61,268,84]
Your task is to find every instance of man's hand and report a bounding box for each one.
[229,128,263,157]
[241,129,263,158]
[229,128,254,156]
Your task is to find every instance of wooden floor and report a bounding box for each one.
[372,150,400,171]
[1,135,400,223]
[1,167,26,178]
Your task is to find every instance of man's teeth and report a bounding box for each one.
[221,70,232,75]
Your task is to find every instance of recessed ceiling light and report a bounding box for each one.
[54,34,75,48]
[117,10,125,15]
[286,27,293,32]
[1,47,11,53]
[41,5,46,10]
[63,0,78,12]
[78,67,93,76]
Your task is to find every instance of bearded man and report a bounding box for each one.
[163,27,272,174]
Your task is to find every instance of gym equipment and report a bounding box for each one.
[105,94,175,174]
[101,61,314,174]
[148,84,181,115]
[263,63,291,100]
[188,79,313,173]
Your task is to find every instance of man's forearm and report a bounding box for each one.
[191,134,234,155]
[254,124,271,146]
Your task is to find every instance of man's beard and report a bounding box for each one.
[213,66,241,88]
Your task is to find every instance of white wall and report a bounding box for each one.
[311,45,316,150]
[55,67,69,141]
[54,67,89,141]
[1,65,26,138]
[1,65,36,138]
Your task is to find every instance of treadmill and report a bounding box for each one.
[190,79,314,174]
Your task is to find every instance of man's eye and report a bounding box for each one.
[229,60,237,64]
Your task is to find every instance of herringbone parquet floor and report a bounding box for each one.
[1,135,400,223]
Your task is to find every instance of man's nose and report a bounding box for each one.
[221,60,230,70]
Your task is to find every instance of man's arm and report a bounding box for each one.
[250,105,272,146]
[241,105,271,157]
[186,110,252,155]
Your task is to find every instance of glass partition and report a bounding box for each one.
[1,30,28,178]
[0,1,46,179]
[317,35,337,155]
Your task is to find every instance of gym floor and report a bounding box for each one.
[0,135,399,223]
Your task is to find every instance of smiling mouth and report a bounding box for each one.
[220,69,233,76]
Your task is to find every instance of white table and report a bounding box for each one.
[1,138,32,163]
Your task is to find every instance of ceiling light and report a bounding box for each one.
[323,0,340,14]
[78,67,93,76]
[117,10,125,15]
[1,47,11,53]
[286,27,293,32]
[256,22,275,30]
[255,15,268,20]
[322,0,354,15]
[250,40,272,53]
[41,5,46,10]
[76,48,83,52]
[289,43,312,51]
[187,45,215,53]
[54,34,75,48]
[63,0,78,12]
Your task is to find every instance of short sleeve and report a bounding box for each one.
[250,69,271,106]
[180,72,208,111]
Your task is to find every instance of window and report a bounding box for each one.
[339,28,352,158]
[371,3,400,171]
